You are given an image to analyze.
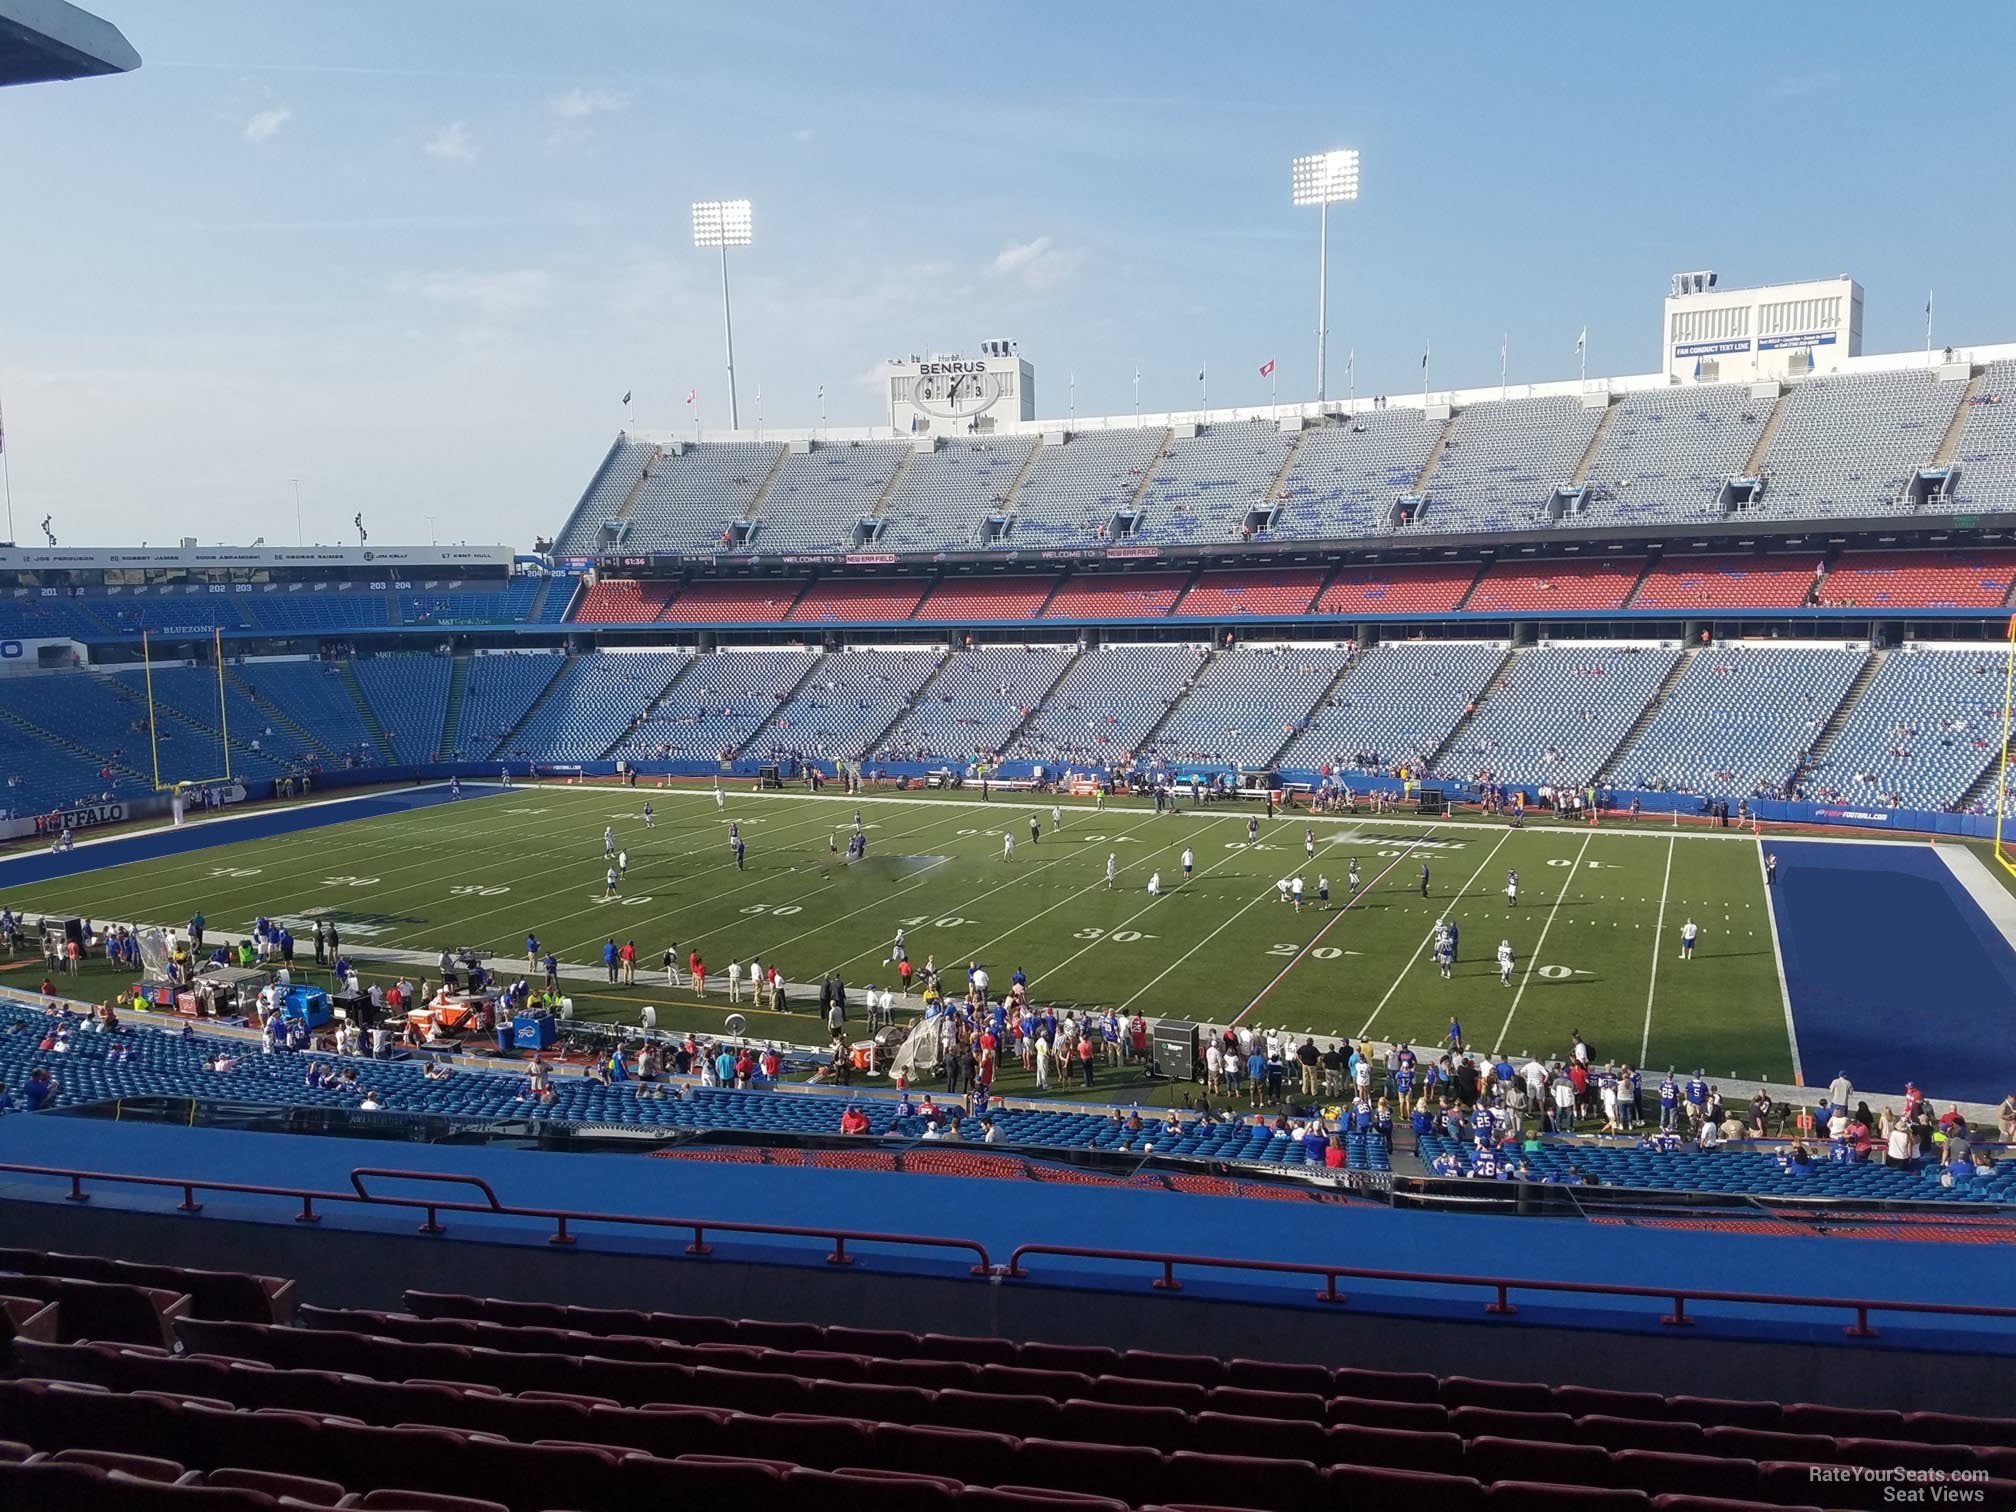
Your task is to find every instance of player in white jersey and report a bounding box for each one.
[617,850,628,877]
[1291,876,1304,911]
[1146,871,1161,898]
[1305,828,1316,860]
[1680,919,1698,960]
[604,866,619,897]
[1002,833,1015,861]
[603,826,615,858]
[1105,853,1117,889]
[1181,848,1194,879]
[1277,878,1292,904]
[1348,858,1361,895]
[1051,804,1062,831]
[713,777,725,809]
[642,802,654,829]
[1505,869,1518,906]
[1497,939,1515,985]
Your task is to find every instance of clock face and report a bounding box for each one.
[912,369,1006,419]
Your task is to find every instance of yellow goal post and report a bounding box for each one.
[141,627,235,793]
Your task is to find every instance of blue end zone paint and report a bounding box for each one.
[0,784,502,890]
[1770,842,2016,1105]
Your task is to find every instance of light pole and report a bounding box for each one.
[291,478,302,545]
[692,198,753,431]
[1291,148,1360,403]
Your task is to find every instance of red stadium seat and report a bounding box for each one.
[656,582,803,624]
[786,578,927,623]
[1316,563,1480,615]
[1172,569,1326,618]
[1464,559,1646,614]
[1817,550,2016,610]
[1629,555,1819,611]
[913,576,1061,622]
[1041,572,1189,619]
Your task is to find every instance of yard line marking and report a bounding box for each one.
[1024,827,1262,997]
[1492,828,1594,1055]
[1639,835,1676,1066]
[1756,837,1803,1087]
[1128,838,1430,1019]
[829,811,1214,980]
[1237,833,1440,1024]
[1354,825,1517,1041]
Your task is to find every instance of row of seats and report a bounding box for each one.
[19,1330,2012,1512]
[561,551,2016,629]
[550,368,1998,558]
[0,582,563,641]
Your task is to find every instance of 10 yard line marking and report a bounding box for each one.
[1492,828,1594,1054]
[1757,838,1803,1086]
[1640,835,1675,1066]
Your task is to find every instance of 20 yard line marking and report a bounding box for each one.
[1492,828,1594,1054]
[1639,835,1675,1066]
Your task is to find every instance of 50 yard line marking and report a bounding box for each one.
[1492,827,1594,1054]
[1640,834,1676,1065]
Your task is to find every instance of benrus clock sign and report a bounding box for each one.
[911,364,1014,418]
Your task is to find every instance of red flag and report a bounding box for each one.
[1258,358,1276,378]
[685,389,696,404]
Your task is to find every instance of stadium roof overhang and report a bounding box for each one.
[0,0,138,86]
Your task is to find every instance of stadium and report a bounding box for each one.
[0,5,2014,1511]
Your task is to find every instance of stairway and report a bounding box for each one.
[1958,752,2008,815]
[1116,428,1175,529]
[1569,398,1620,485]
[858,647,952,760]
[865,449,916,520]
[740,446,795,523]
[1595,647,1697,784]
[1790,649,1888,793]
[222,669,330,761]
[525,577,556,623]
[1932,372,1985,469]
[1132,645,1214,758]
[992,437,1048,526]
[996,644,1085,755]
[1407,409,1464,494]
[1261,426,1314,511]
[383,591,403,626]
[0,694,151,790]
[1424,645,1519,773]
[1740,389,1794,477]
[437,654,470,760]
[1257,647,1359,769]
[612,447,661,524]
[487,654,574,762]
[336,664,394,763]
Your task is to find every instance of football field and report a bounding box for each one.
[6,784,1799,1082]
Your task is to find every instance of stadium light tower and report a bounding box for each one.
[692,198,753,430]
[1291,148,1359,403]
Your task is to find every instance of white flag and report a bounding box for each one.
[1575,327,1587,355]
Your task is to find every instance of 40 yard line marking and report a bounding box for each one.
[1491,827,1594,1055]
[1354,825,1518,1041]
[1639,834,1676,1066]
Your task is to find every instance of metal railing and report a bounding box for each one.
[0,1160,991,1275]
[998,1241,2016,1339]
[6,1155,2015,1340]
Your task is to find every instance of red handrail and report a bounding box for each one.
[1000,1242,2016,1338]
[0,1161,992,1276]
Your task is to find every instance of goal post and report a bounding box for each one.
[1996,615,2016,880]
[141,627,235,793]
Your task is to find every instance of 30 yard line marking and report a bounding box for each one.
[1639,835,1675,1066]
[1492,828,1594,1054]
[1757,838,1803,1086]
[1354,825,1518,1041]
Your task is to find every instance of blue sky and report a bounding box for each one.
[1,0,2011,550]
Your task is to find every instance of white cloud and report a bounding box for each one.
[404,269,551,321]
[242,107,292,144]
[547,88,628,121]
[425,122,477,162]
[986,235,1080,293]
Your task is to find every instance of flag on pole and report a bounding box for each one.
[1197,367,1205,382]
[1258,358,1276,378]
[1575,327,1587,355]
[685,389,696,405]
[621,390,632,406]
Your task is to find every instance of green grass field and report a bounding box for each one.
[8,783,1798,1082]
